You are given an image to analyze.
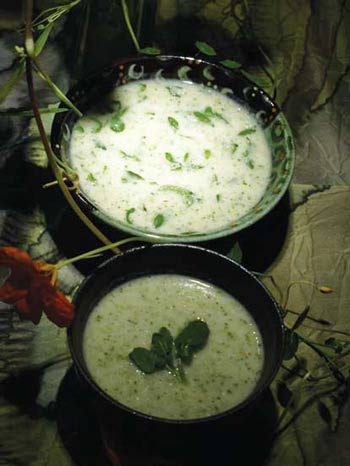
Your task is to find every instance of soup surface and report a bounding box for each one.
[69,79,272,235]
[83,274,264,420]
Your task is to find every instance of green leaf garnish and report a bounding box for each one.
[204,106,228,123]
[120,150,140,161]
[87,173,97,182]
[139,47,161,55]
[195,41,216,56]
[193,111,212,125]
[125,207,136,224]
[153,214,165,228]
[238,128,256,136]
[95,140,107,150]
[247,159,255,169]
[168,116,179,130]
[87,117,103,133]
[165,152,175,162]
[126,170,144,180]
[110,118,125,133]
[231,143,238,154]
[204,149,211,159]
[152,327,174,366]
[110,103,127,132]
[129,320,209,382]
[216,193,221,202]
[166,86,181,97]
[175,320,210,365]
[159,185,195,206]
[220,59,241,69]
[129,348,158,374]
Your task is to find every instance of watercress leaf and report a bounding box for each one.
[283,328,299,361]
[240,70,266,88]
[227,242,243,263]
[153,214,164,228]
[125,207,136,224]
[110,117,125,133]
[204,107,228,123]
[238,128,256,136]
[159,185,195,206]
[193,111,212,125]
[34,22,54,56]
[86,117,103,133]
[175,320,210,365]
[129,348,157,374]
[165,152,175,162]
[126,170,144,180]
[220,59,241,69]
[87,173,97,182]
[0,59,25,103]
[168,116,179,130]
[152,327,174,365]
[95,140,106,150]
[139,47,161,55]
[195,41,216,56]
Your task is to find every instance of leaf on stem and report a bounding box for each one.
[0,59,26,103]
[175,320,209,365]
[291,306,311,331]
[220,59,241,69]
[34,23,54,56]
[227,242,243,263]
[195,41,216,56]
[283,328,299,361]
[139,47,160,55]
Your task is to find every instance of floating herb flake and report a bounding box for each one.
[193,111,212,125]
[95,140,107,150]
[168,116,179,130]
[238,128,256,136]
[153,214,165,228]
[204,149,211,159]
[126,170,144,180]
[125,207,136,224]
[87,173,97,182]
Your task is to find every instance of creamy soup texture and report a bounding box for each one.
[69,79,272,235]
[83,274,264,420]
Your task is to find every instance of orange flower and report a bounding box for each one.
[0,247,74,327]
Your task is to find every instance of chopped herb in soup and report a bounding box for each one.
[69,79,272,235]
[83,274,264,420]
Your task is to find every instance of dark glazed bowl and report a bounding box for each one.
[68,244,284,426]
[51,55,294,243]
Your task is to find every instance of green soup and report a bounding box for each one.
[83,274,264,420]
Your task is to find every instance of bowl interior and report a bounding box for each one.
[68,244,284,424]
[51,55,294,242]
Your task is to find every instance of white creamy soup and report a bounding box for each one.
[83,274,264,420]
[69,79,272,235]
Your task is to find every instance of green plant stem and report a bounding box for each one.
[24,0,117,252]
[32,58,82,117]
[136,0,144,39]
[121,0,140,51]
[56,236,158,269]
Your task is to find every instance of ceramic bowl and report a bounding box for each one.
[51,55,294,242]
[68,244,284,426]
